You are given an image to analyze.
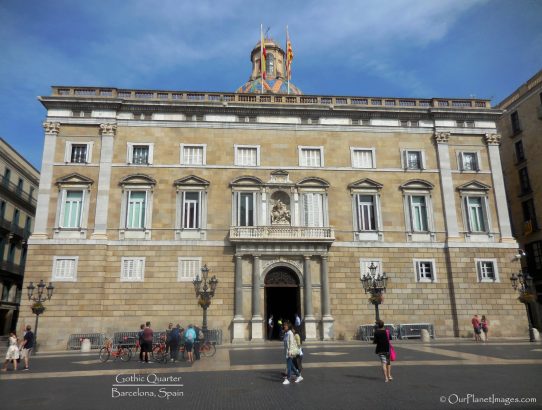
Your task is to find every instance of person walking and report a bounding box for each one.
[19,325,34,370]
[282,321,302,385]
[294,313,301,331]
[169,324,181,362]
[292,326,303,373]
[2,332,20,371]
[471,314,482,342]
[165,322,173,355]
[184,325,197,364]
[137,324,145,362]
[142,321,154,363]
[481,315,489,342]
[268,315,274,340]
[373,320,392,382]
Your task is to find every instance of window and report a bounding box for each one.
[302,192,324,227]
[121,257,145,282]
[522,199,538,232]
[459,152,479,171]
[17,178,23,194]
[3,168,11,185]
[181,144,206,166]
[235,145,260,166]
[12,209,20,227]
[237,192,255,226]
[126,191,147,229]
[465,196,487,232]
[181,192,201,229]
[409,196,428,232]
[515,140,525,163]
[526,241,542,271]
[476,259,499,282]
[299,147,323,167]
[355,195,377,231]
[414,260,436,282]
[519,167,531,194]
[64,142,92,163]
[403,150,424,170]
[60,190,84,228]
[178,257,201,282]
[52,256,78,281]
[24,216,31,234]
[127,143,153,165]
[0,237,5,262]
[7,243,16,264]
[511,111,521,134]
[266,53,275,76]
[0,201,5,220]
[351,148,375,169]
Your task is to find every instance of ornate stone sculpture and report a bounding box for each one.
[434,132,450,144]
[100,123,117,136]
[484,133,501,145]
[271,199,290,224]
[42,121,60,135]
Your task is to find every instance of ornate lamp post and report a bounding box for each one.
[360,263,388,323]
[510,271,536,342]
[27,280,54,351]
[192,265,218,332]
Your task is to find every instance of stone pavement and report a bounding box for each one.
[1,339,541,410]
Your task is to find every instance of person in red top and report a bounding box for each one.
[471,315,482,342]
[142,321,153,363]
[481,315,489,342]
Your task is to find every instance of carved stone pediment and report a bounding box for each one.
[174,175,210,187]
[119,174,156,186]
[296,177,330,188]
[399,179,434,191]
[457,180,491,192]
[56,173,94,186]
[230,175,264,187]
[348,178,383,190]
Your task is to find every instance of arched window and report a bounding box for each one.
[266,53,275,76]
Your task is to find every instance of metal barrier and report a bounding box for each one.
[67,333,105,350]
[357,324,397,341]
[397,323,435,339]
[112,331,139,348]
[203,329,223,345]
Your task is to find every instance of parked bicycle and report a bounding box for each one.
[99,337,133,362]
[151,334,168,364]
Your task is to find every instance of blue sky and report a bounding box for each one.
[0,0,541,170]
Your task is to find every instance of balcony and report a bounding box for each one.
[0,260,23,275]
[0,176,37,213]
[229,226,335,243]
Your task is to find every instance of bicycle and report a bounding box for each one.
[99,337,133,362]
[199,340,216,357]
[151,334,168,364]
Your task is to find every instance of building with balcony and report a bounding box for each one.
[497,69,542,329]
[20,40,525,349]
[0,138,39,335]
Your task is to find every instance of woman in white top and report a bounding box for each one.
[2,332,20,371]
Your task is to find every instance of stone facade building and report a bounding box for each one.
[21,40,525,349]
[0,138,39,335]
[497,69,542,329]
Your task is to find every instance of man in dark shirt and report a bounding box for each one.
[20,324,34,370]
[142,321,153,363]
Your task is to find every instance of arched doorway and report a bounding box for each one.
[264,267,300,340]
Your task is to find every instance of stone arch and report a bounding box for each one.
[261,261,303,286]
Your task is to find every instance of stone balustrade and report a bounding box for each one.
[229,225,335,242]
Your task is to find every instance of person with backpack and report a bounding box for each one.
[193,325,204,361]
[141,321,153,363]
[282,320,302,385]
[292,326,303,373]
[168,324,181,362]
[184,324,197,364]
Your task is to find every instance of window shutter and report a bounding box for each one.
[421,151,426,170]
[148,144,154,165]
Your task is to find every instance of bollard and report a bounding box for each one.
[533,328,540,342]
[81,338,91,352]
[420,329,431,343]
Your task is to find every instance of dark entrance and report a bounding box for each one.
[264,268,300,340]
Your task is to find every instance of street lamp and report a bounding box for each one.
[360,263,388,322]
[192,265,218,332]
[27,279,54,351]
[510,271,536,342]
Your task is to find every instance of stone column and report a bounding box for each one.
[232,255,245,342]
[303,255,317,340]
[251,254,263,340]
[320,255,334,340]
[485,133,513,240]
[91,123,117,239]
[32,122,60,239]
[434,132,459,239]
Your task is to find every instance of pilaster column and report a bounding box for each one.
[320,255,334,340]
[251,254,263,340]
[303,255,317,340]
[32,122,60,239]
[232,254,246,342]
[485,133,513,240]
[434,132,459,239]
[91,123,116,239]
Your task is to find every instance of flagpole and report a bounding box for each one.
[286,25,290,95]
[260,24,264,94]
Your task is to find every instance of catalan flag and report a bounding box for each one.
[260,24,267,90]
[286,26,294,94]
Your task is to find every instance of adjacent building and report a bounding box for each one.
[497,69,542,329]
[0,138,39,335]
[21,40,525,349]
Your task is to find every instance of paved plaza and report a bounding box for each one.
[1,340,541,410]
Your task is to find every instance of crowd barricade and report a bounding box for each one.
[112,331,139,348]
[357,324,397,341]
[203,329,223,345]
[67,333,105,350]
[397,323,435,340]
